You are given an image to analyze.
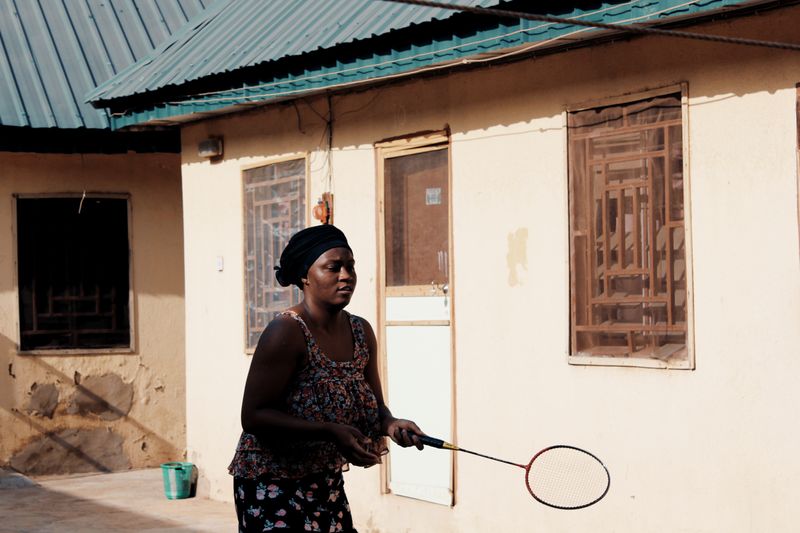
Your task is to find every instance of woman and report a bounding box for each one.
[229,224,425,532]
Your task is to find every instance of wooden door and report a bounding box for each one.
[378,134,454,505]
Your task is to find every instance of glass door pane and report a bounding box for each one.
[384,149,449,289]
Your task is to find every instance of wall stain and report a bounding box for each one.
[66,373,133,421]
[26,382,59,419]
[9,428,130,475]
[506,228,528,286]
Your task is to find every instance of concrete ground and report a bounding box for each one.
[0,468,237,532]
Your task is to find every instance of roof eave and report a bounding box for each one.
[100,0,794,130]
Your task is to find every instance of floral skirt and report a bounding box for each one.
[233,470,356,532]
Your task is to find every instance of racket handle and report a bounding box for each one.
[419,435,444,448]
[419,435,457,450]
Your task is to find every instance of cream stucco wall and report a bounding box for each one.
[0,151,186,474]
[181,7,800,532]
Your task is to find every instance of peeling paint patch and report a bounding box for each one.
[26,383,59,419]
[9,428,130,475]
[506,228,528,286]
[66,374,133,421]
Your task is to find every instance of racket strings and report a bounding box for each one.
[525,446,610,509]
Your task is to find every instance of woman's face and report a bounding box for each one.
[303,247,356,306]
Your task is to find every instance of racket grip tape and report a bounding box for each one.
[419,435,457,450]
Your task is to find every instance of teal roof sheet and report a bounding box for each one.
[87,0,505,103]
[0,0,211,129]
[88,0,769,129]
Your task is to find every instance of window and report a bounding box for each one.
[384,148,449,289]
[568,91,689,366]
[16,196,131,351]
[243,158,306,350]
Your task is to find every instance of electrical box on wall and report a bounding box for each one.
[198,137,223,158]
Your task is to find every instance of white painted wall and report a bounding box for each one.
[180,7,800,531]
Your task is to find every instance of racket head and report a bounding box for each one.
[524,445,610,510]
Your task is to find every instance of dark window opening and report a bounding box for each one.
[17,197,131,351]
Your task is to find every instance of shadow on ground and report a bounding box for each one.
[0,468,235,533]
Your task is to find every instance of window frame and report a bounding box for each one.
[565,83,695,370]
[241,154,310,354]
[796,84,800,263]
[12,192,136,355]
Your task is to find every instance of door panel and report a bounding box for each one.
[385,325,452,505]
[386,296,449,323]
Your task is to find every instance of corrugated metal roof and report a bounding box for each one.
[0,0,212,129]
[92,0,767,130]
[87,0,505,103]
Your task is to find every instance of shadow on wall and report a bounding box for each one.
[1,338,183,475]
[331,19,796,150]
[0,331,15,418]
[5,407,125,473]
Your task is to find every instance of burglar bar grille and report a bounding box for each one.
[243,159,306,350]
[569,93,687,361]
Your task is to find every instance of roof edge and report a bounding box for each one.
[100,0,793,130]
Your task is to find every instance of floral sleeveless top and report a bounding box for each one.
[228,311,384,480]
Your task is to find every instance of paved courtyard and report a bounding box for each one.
[0,468,237,532]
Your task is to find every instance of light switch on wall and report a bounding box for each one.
[216,256,224,272]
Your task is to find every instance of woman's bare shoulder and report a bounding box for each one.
[254,312,306,359]
[349,313,372,326]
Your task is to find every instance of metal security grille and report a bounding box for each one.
[16,197,131,350]
[569,93,687,361]
[243,159,306,350]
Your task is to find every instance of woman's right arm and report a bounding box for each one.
[240,315,381,467]
[240,315,323,440]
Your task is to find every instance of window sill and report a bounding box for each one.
[18,347,135,356]
[568,354,693,370]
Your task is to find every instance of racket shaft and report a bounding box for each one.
[419,436,525,468]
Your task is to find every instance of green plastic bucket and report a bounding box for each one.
[161,462,193,500]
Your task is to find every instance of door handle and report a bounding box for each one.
[431,282,448,294]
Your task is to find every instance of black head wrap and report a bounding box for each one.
[274,225,352,288]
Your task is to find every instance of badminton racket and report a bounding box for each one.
[419,435,610,510]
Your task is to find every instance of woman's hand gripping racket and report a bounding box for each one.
[419,435,610,510]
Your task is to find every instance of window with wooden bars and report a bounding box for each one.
[568,92,689,364]
[243,158,306,351]
[16,196,131,351]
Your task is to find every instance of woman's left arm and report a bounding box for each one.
[362,318,425,450]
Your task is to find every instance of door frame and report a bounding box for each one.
[374,130,458,500]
